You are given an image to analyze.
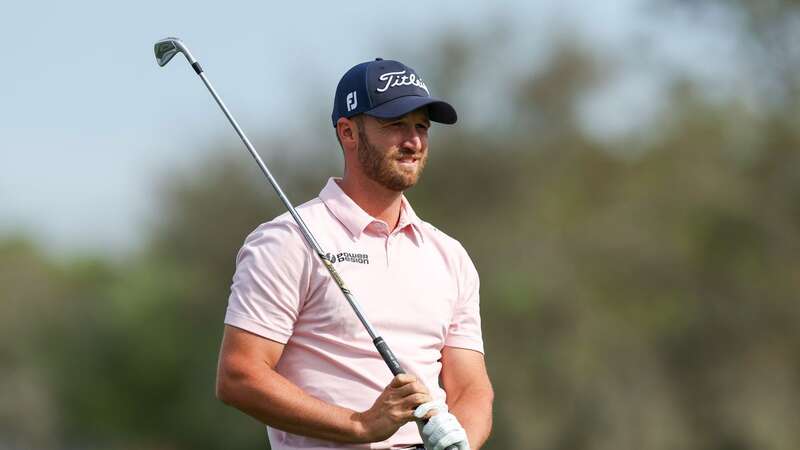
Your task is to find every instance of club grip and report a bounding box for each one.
[374,337,455,448]
[373,336,404,376]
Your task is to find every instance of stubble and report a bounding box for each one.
[357,127,427,192]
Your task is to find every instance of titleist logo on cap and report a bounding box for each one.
[376,70,429,95]
[332,58,456,127]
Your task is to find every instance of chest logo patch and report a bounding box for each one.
[324,251,370,265]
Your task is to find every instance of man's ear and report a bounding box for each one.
[337,117,357,148]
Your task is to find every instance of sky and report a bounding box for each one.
[0,0,738,256]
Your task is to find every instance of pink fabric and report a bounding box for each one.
[225,178,483,450]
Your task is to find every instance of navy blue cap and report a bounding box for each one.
[331,58,457,127]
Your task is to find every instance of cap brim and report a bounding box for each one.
[366,96,457,124]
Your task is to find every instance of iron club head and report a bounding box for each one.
[154,37,197,67]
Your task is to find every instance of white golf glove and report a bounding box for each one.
[413,401,470,450]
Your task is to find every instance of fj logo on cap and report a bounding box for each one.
[346,91,358,112]
[376,70,429,95]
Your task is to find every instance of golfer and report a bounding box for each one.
[216,58,493,450]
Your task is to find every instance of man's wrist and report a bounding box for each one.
[349,410,373,443]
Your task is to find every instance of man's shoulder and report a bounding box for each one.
[272,196,328,226]
[416,219,470,256]
[415,220,480,285]
[244,196,327,246]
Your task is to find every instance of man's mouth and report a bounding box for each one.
[396,155,419,168]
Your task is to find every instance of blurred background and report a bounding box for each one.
[2,0,799,449]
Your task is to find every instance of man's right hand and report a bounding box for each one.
[355,374,432,442]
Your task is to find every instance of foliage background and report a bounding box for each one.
[2,1,799,449]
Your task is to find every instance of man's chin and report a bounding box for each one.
[384,175,419,192]
[397,166,423,183]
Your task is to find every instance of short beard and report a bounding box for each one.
[356,124,426,192]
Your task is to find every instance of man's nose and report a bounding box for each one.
[402,129,424,152]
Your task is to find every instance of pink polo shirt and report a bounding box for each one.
[225,178,483,450]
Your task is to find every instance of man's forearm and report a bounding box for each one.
[217,362,368,443]
[447,386,494,449]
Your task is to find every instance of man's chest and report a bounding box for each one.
[296,231,458,346]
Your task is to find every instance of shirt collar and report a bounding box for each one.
[398,195,425,245]
[319,177,424,244]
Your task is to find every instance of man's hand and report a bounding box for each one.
[414,401,470,450]
[355,374,432,442]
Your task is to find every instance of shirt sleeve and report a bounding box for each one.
[444,244,484,354]
[224,220,311,344]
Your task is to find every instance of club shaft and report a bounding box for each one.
[195,71,404,376]
[197,73,322,252]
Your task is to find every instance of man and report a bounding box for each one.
[216,58,493,450]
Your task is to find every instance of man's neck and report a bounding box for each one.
[337,176,403,232]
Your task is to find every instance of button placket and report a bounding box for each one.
[372,221,391,266]
[385,234,393,265]
[387,225,411,265]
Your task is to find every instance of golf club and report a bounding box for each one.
[155,38,464,449]
[154,37,405,376]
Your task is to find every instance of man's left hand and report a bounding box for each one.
[414,401,470,450]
